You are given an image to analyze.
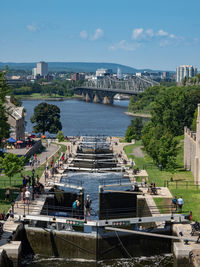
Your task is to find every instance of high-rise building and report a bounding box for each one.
[36,61,48,77]
[32,68,37,78]
[117,68,122,79]
[176,65,197,83]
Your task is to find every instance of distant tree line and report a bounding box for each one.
[10,79,84,97]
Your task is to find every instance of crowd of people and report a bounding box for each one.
[20,174,44,204]
[29,154,40,168]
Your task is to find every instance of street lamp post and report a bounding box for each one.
[32,168,35,201]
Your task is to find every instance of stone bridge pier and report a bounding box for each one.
[75,88,116,104]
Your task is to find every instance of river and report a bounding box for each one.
[21,99,173,267]
[22,99,132,137]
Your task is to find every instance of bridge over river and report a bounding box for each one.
[74,75,159,104]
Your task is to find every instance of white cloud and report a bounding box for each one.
[169,34,175,39]
[146,29,154,37]
[90,28,104,41]
[80,30,88,39]
[132,28,143,39]
[157,29,168,37]
[26,24,38,32]
[109,40,141,51]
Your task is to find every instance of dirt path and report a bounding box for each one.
[132,146,145,158]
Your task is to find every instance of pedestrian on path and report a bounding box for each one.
[23,175,27,187]
[5,188,10,202]
[25,188,31,204]
[131,159,134,169]
[45,171,49,182]
[172,196,177,210]
[21,187,25,203]
[177,196,184,212]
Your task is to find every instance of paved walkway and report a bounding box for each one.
[24,143,60,170]
[132,146,144,158]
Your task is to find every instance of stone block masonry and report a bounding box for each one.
[184,127,196,175]
[184,104,200,183]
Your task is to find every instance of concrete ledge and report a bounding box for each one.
[174,242,192,258]
[1,241,21,258]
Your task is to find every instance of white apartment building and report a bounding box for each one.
[32,68,37,78]
[36,61,48,77]
[176,65,197,83]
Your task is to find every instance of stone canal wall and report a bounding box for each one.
[184,127,196,176]
[25,227,97,260]
[25,226,171,261]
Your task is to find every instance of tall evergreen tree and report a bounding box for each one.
[0,71,10,147]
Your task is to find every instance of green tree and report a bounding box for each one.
[142,124,178,168]
[125,126,136,142]
[125,118,143,142]
[0,153,24,185]
[30,102,62,135]
[57,131,65,142]
[182,76,187,86]
[0,71,10,147]
[191,108,198,131]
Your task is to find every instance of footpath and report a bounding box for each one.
[24,142,60,170]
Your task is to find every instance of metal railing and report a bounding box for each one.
[0,179,21,187]
[165,180,200,189]
[99,177,130,186]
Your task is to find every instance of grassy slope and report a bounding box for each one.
[124,139,200,220]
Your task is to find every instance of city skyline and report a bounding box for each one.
[1,0,200,70]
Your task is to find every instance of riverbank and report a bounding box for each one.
[16,94,82,101]
[125,112,152,118]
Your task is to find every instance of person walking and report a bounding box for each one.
[23,175,27,187]
[172,196,177,210]
[21,187,25,203]
[5,188,10,202]
[84,195,92,222]
[131,159,134,169]
[72,199,80,218]
[177,196,184,212]
[25,188,31,204]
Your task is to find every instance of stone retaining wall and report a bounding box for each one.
[184,127,196,175]
[25,140,42,159]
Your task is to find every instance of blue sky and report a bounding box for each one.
[1,0,200,70]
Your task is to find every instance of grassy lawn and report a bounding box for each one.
[124,139,200,220]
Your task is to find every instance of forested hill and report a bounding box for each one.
[0,62,159,73]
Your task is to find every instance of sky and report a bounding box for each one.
[0,0,200,70]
